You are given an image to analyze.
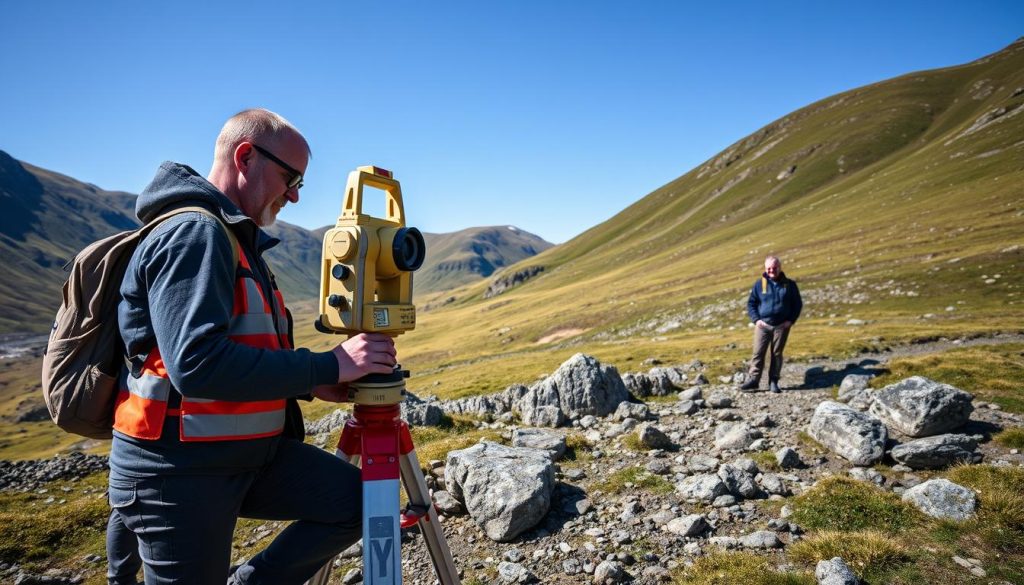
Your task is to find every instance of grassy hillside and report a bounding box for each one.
[296,38,1024,404]
[417,226,552,294]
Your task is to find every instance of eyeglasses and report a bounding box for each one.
[252,144,304,190]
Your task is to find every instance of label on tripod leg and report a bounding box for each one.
[364,479,401,584]
[368,516,396,584]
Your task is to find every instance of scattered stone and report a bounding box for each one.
[740,530,783,549]
[636,424,674,450]
[433,490,463,515]
[815,556,859,585]
[593,560,629,584]
[714,422,763,450]
[342,568,362,584]
[718,464,761,499]
[890,434,979,469]
[869,376,974,437]
[901,478,977,520]
[808,401,887,466]
[837,374,872,403]
[614,401,651,422]
[775,447,803,469]
[446,442,556,541]
[665,514,709,537]
[498,561,538,583]
[706,390,734,409]
[676,474,729,502]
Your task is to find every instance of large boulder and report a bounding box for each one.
[869,376,973,437]
[837,374,873,408]
[445,442,556,541]
[901,478,977,521]
[889,434,980,470]
[808,401,887,466]
[516,354,629,426]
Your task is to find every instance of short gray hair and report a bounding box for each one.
[764,255,781,266]
[214,108,310,161]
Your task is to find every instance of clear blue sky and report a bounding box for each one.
[2,1,1021,243]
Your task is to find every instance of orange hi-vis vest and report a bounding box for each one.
[113,243,292,442]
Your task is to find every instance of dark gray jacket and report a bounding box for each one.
[111,162,337,476]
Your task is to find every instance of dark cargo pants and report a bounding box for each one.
[747,323,790,383]
[108,438,361,585]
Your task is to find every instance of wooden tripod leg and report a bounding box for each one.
[398,450,461,585]
[304,451,362,585]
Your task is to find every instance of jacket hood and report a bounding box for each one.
[136,162,272,248]
[136,162,248,223]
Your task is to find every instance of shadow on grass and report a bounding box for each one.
[799,359,888,390]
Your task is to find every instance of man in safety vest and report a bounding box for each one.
[740,255,802,393]
[107,109,392,584]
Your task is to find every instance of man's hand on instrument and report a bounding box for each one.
[332,333,397,383]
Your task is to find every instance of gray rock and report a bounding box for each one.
[714,422,762,450]
[636,424,673,450]
[709,536,740,549]
[512,428,567,461]
[677,400,699,415]
[740,530,783,549]
[848,467,885,486]
[593,560,629,584]
[815,557,859,585]
[676,474,728,502]
[648,367,687,395]
[808,401,887,466]
[401,399,444,426]
[837,374,872,402]
[445,441,555,541]
[516,354,629,426]
[706,390,734,409]
[679,387,703,401]
[342,568,362,585]
[687,455,720,473]
[901,478,977,521]
[713,494,737,507]
[890,434,979,469]
[776,447,803,469]
[869,376,974,437]
[665,514,709,536]
[758,473,790,496]
[432,490,463,515]
[498,561,538,583]
[718,464,762,499]
[615,401,650,421]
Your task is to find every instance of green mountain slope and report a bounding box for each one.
[417,226,552,294]
[0,152,138,333]
[342,38,1024,399]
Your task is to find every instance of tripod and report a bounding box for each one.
[305,370,460,585]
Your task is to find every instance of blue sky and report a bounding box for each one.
[2,1,1021,243]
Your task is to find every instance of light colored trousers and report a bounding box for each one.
[747,324,790,382]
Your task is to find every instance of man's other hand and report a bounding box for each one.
[333,333,397,383]
[755,320,768,329]
[312,383,350,403]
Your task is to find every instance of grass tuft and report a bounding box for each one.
[994,427,1024,449]
[676,551,814,585]
[790,476,921,533]
[787,530,912,580]
[594,465,673,495]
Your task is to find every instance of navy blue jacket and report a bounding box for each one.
[111,162,338,476]
[746,272,802,326]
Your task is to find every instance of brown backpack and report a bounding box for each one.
[41,206,237,439]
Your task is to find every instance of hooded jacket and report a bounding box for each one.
[746,272,802,327]
[111,162,338,476]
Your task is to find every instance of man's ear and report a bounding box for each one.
[233,142,255,174]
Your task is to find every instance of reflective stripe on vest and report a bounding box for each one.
[114,242,291,441]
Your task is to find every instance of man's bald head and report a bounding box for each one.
[213,108,310,162]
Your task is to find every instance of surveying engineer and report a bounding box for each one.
[740,255,802,393]
[108,109,395,584]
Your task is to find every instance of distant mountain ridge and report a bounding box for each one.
[0,153,550,333]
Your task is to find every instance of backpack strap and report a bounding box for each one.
[144,206,239,268]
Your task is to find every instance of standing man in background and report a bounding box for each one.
[108,108,396,584]
[741,255,802,393]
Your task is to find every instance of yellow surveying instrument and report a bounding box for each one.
[306,166,460,585]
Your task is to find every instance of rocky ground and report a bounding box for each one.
[1,336,1022,585]
[315,339,1024,585]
